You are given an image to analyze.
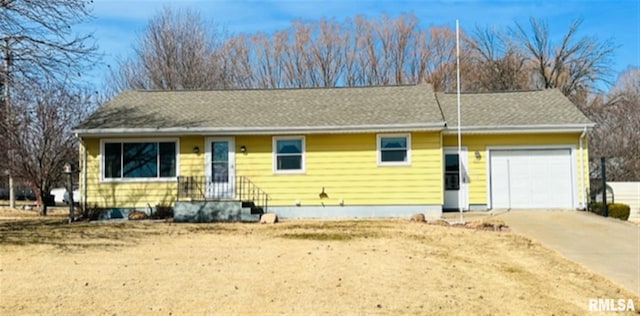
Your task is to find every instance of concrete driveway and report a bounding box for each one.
[497,210,640,296]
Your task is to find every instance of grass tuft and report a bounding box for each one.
[504,266,524,273]
[279,232,354,241]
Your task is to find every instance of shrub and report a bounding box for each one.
[587,202,630,221]
[84,205,104,221]
[150,205,173,219]
[588,202,603,213]
[608,203,630,221]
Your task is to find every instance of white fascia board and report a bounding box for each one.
[441,123,595,134]
[73,122,446,137]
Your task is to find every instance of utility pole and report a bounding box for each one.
[3,38,14,209]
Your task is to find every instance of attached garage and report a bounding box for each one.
[489,148,575,209]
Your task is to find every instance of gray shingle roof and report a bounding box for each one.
[436,89,593,129]
[75,84,593,135]
[75,84,445,132]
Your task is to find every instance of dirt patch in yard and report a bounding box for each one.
[0,208,637,315]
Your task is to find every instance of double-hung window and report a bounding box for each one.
[377,134,411,165]
[103,140,177,180]
[273,136,305,173]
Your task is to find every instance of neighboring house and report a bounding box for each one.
[73,84,593,221]
[596,182,640,221]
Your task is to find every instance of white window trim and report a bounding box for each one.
[272,136,306,174]
[377,133,411,166]
[100,138,180,183]
[443,146,469,210]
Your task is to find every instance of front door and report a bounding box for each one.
[205,137,235,199]
[443,147,468,210]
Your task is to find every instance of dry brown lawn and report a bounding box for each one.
[0,208,637,315]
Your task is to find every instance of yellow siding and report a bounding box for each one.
[179,136,205,177]
[81,137,198,208]
[81,132,443,209]
[443,132,590,206]
[236,132,443,206]
[81,131,589,210]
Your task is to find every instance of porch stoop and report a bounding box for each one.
[175,175,269,222]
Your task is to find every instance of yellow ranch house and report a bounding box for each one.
[73,84,593,221]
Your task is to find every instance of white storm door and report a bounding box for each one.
[204,137,235,199]
[443,147,469,210]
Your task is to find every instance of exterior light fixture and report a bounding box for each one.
[63,162,72,174]
[193,146,200,154]
[240,145,247,153]
[474,151,481,160]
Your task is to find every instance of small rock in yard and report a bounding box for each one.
[465,219,509,231]
[260,213,278,224]
[427,219,450,226]
[410,213,426,222]
[128,210,148,220]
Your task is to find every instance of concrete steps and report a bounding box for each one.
[173,200,262,222]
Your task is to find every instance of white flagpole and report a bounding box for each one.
[456,20,464,223]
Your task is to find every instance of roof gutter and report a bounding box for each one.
[73,122,447,137]
[441,123,596,134]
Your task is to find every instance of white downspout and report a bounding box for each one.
[579,126,587,209]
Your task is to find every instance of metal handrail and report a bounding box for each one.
[177,175,269,212]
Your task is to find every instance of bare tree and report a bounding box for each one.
[282,22,312,88]
[3,81,95,215]
[422,26,458,91]
[107,7,229,92]
[218,35,254,88]
[308,18,345,87]
[586,66,640,181]
[174,13,617,97]
[1,0,97,209]
[0,0,97,85]
[512,17,615,102]
[406,28,429,84]
[221,14,425,89]
[217,13,464,89]
[250,31,287,88]
[341,16,363,86]
[465,26,528,91]
[357,16,383,85]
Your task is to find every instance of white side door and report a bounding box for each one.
[443,147,468,210]
[204,137,235,199]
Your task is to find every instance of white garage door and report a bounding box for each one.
[490,149,574,209]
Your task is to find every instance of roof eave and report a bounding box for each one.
[442,123,595,134]
[73,122,446,137]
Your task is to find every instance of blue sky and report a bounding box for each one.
[80,0,640,89]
